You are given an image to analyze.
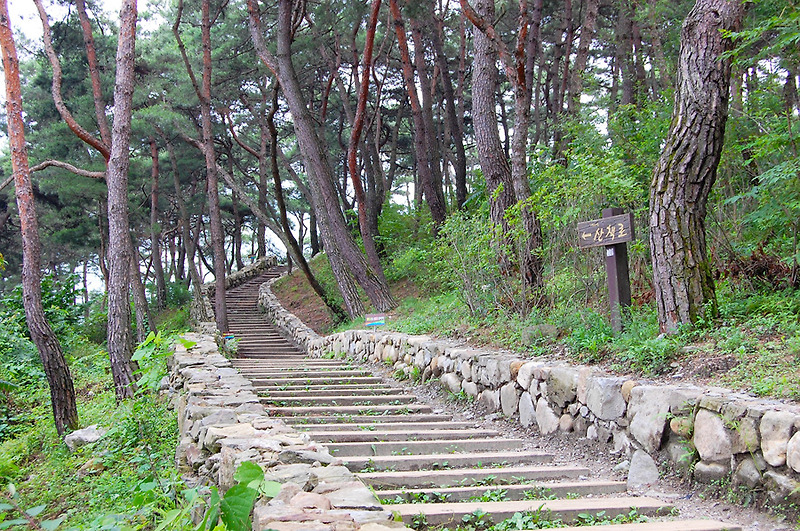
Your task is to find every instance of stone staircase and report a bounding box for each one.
[224,270,741,531]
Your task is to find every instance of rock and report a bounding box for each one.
[627,450,659,491]
[479,390,500,412]
[613,460,630,474]
[500,383,520,418]
[264,464,319,491]
[664,437,694,476]
[787,431,800,473]
[519,392,536,428]
[509,361,525,380]
[461,380,480,398]
[290,491,332,510]
[64,425,107,452]
[586,425,598,440]
[77,457,105,477]
[693,409,732,462]
[517,361,536,391]
[760,410,797,467]
[627,386,700,453]
[535,398,560,435]
[278,449,335,465]
[621,380,638,402]
[764,471,800,505]
[693,461,729,483]
[461,361,471,379]
[440,373,462,394]
[584,377,626,420]
[559,414,574,432]
[315,481,381,510]
[730,416,759,454]
[521,324,559,344]
[273,482,303,504]
[733,458,764,488]
[612,430,631,455]
[545,367,578,407]
[669,417,693,438]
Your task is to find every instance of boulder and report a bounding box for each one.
[519,392,536,428]
[516,363,538,391]
[440,373,462,394]
[461,380,480,398]
[64,425,107,452]
[479,389,500,412]
[500,383,520,418]
[693,461,729,484]
[535,398,560,435]
[584,377,626,421]
[733,457,764,488]
[545,367,578,407]
[627,450,659,491]
[760,410,798,467]
[692,409,732,462]
[787,431,800,473]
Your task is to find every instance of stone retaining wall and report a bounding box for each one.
[259,280,800,507]
[168,335,404,530]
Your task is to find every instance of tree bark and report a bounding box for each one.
[105,0,139,399]
[649,0,745,333]
[389,0,447,229]
[1,0,79,435]
[150,138,167,310]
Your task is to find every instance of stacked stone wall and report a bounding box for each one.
[259,279,800,506]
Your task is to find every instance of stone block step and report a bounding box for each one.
[254,384,389,393]
[376,480,627,502]
[250,376,384,386]
[328,437,525,457]
[233,363,349,370]
[388,497,672,527]
[296,420,475,432]
[358,465,586,488]
[304,427,500,442]
[554,521,741,531]
[265,403,432,417]
[343,450,552,472]
[282,414,450,425]
[261,394,416,407]
[262,387,405,398]
[240,369,373,378]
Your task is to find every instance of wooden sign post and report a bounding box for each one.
[577,208,634,332]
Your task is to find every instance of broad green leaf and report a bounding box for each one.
[233,461,263,486]
[25,505,46,517]
[259,480,282,499]
[41,516,65,531]
[0,503,12,512]
[220,484,258,531]
[178,337,198,349]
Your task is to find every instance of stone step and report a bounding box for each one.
[554,522,742,531]
[342,450,552,472]
[254,383,389,392]
[376,480,627,502]
[388,497,673,527]
[304,427,500,442]
[358,464,586,488]
[264,403,433,417]
[242,369,373,378]
[262,387,405,398]
[327,437,525,457]
[295,420,475,431]
[282,413,451,425]
[260,394,417,407]
[250,376,384,386]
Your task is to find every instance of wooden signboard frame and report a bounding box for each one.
[577,208,633,332]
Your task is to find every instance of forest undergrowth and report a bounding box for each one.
[0,276,199,529]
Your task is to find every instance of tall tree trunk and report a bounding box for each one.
[347,0,385,280]
[649,0,745,333]
[1,0,79,435]
[432,16,467,209]
[105,0,139,399]
[390,0,447,229]
[150,138,167,310]
[248,0,395,316]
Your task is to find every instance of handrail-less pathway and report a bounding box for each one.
[225,269,739,531]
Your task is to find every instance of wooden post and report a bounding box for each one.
[603,208,632,332]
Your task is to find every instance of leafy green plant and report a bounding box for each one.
[0,484,64,530]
